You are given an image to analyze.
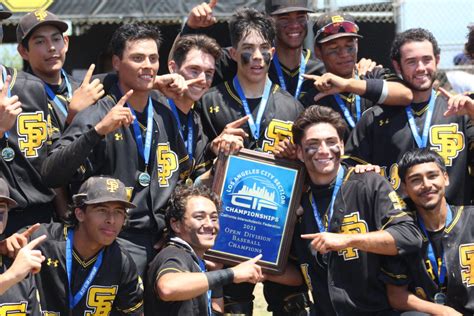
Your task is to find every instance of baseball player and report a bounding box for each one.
[345,28,474,205]
[145,184,265,315]
[380,148,474,315]
[182,0,324,101]
[27,176,143,315]
[16,10,104,140]
[300,12,413,136]
[41,23,192,276]
[291,105,422,315]
[0,178,45,315]
[0,5,56,235]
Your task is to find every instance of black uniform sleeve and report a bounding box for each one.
[41,103,106,188]
[364,172,422,255]
[344,108,376,166]
[114,250,144,315]
[379,255,411,286]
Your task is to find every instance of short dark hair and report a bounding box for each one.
[63,201,129,228]
[390,28,440,64]
[165,184,221,234]
[171,34,221,68]
[20,25,64,50]
[110,23,161,59]
[229,8,276,48]
[466,26,474,59]
[398,148,446,183]
[292,105,347,145]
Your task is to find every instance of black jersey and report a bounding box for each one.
[345,94,474,205]
[300,67,401,137]
[196,81,304,153]
[0,255,41,315]
[42,84,192,232]
[31,222,143,315]
[293,167,422,315]
[0,67,55,234]
[381,204,474,315]
[145,237,210,316]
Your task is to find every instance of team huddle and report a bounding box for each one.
[0,0,473,315]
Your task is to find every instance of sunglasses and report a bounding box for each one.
[315,21,359,41]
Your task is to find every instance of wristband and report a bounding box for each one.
[205,268,234,290]
[361,79,384,104]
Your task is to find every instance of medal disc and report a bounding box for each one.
[185,178,193,186]
[434,292,446,305]
[1,147,14,162]
[138,172,151,187]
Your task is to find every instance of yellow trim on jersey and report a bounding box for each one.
[224,81,243,106]
[118,299,144,314]
[156,267,184,279]
[380,211,410,230]
[194,160,212,170]
[73,250,100,268]
[344,155,369,165]
[8,68,17,89]
[179,154,190,164]
[380,267,408,280]
[343,167,355,183]
[445,206,463,233]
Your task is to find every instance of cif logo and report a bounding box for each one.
[229,176,279,211]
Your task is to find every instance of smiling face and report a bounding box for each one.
[18,24,68,80]
[171,196,219,257]
[75,202,127,248]
[113,38,159,93]
[392,40,439,92]
[297,122,344,185]
[315,37,358,79]
[273,11,308,49]
[169,48,215,101]
[231,29,275,84]
[403,162,449,212]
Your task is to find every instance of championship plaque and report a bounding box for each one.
[204,149,305,274]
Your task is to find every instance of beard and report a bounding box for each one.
[402,69,437,92]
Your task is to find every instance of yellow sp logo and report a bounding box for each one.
[261,119,293,154]
[157,143,178,187]
[338,212,368,261]
[0,302,27,315]
[430,124,464,167]
[85,286,117,316]
[17,112,48,158]
[106,179,119,193]
[459,243,474,287]
[380,163,401,191]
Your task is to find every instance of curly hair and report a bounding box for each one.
[390,28,440,64]
[165,184,221,234]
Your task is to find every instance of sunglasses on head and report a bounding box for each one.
[315,21,359,41]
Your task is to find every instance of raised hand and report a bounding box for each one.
[0,223,41,258]
[155,74,206,100]
[211,116,249,155]
[439,87,474,118]
[68,64,105,123]
[94,89,134,136]
[187,0,218,29]
[231,254,264,284]
[303,73,351,102]
[0,75,22,137]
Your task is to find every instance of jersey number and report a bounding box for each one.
[261,120,294,153]
[338,212,368,261]
[460,243,474,287]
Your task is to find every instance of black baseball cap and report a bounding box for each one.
[0,5,12,20]
[265,0,313,15]
[73,176,136,209]
[313,12,362,44]
[16,9,68,43]
[0,178,17,207]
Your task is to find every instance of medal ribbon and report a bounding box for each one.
[66,228,104,309]
[198,259,212,316]
[333,93,361,129]
[405,90,436,148]
[167,98,193,160]
[126,96,153,166]
[310,167,345,232]
[417,205,453,287]
[273,53,307,99]
[233,76,272,141]
[44,69,73,117]
[1,66,11,140]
